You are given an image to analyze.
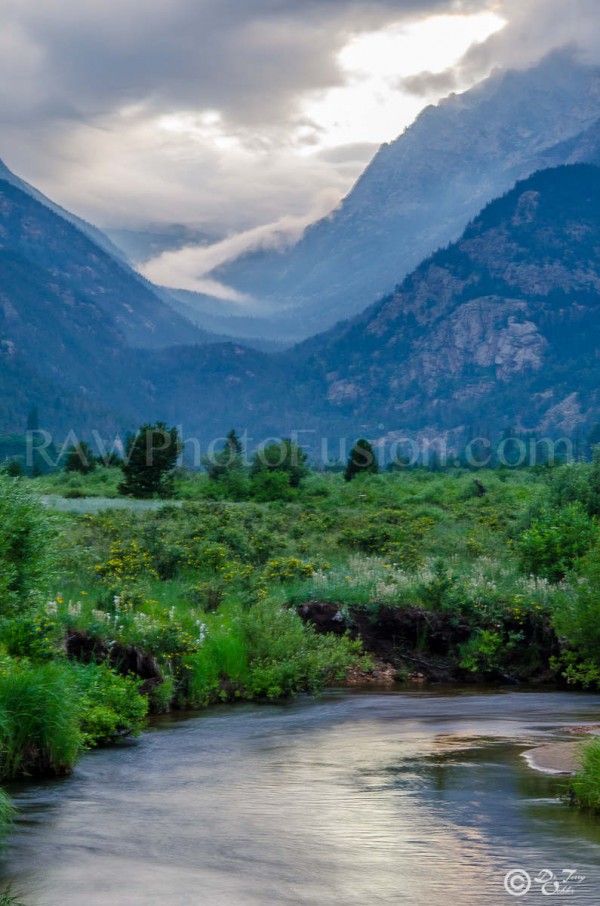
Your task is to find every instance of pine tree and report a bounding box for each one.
[64,442,96,474]
[119,423,182,498]
[344,438,379,482]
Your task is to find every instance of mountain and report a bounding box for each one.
[289,164,600,444]
[0,172,288,439]
[0,158,274,352]
[0,176,255,435]
[0,158,128,264]
[0,178,226,351]
[201,51,600,342]
[127,164,600,449]
[3,161,600,452]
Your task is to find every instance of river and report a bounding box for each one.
[2,688,600,905]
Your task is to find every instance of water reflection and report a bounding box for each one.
[2,689,600,905]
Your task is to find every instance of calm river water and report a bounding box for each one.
[3,688,600,905]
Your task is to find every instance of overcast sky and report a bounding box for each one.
[1,0,599,281]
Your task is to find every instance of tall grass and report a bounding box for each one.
[0,661,81,778]
[0,789,14,837]
[571,738,600,811]
[183,613,250,706]
[0,887,27,906]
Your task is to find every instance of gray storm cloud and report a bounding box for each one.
[1,0,480,127]
[0,0,599,270]
[1,0,486,233]
[464,0,600,72]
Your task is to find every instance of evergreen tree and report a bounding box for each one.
[205,429,245,481]
[344,438,379,482]
[4,459,24,478]
[119,422,182,498]
[64,441,96,474]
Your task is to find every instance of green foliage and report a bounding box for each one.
[242,601,361,699]
[0,614,59,662]
[552,553,600,683]
[249,470,296,501]
[25,465,122,499]
[119,422,182,498]
[459,628,525,673]
[250,439,309,490]
[204,430,245,482]
[339,509,434,568]
[0,790,14,839]
[4,461,23,479]
[0,479,55,617]
[10,462,600,793]
[74,663,148,747]
[571,738,600,811]
[0,886,27,906]
[64,441,96,474]
[516,503,595,581]
[587,447,600,517]
[418,559,459,611]
[182,615,249,707]
[0,659,81,778]
[344,438,379,481]
[262,557,317,583]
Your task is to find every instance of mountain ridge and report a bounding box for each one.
[186,51,600,342]
[2,160,600,451]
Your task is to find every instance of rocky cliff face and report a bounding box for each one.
[294,164,600,441]
[211,51,600,341]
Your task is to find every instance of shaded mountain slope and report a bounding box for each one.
[0,158,127,264]
[0,179,220,351]
[291,164,600,441]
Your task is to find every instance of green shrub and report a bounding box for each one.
[74,663,148,746]
[250,439,309,491]
[250,471,296,501]
[0,479,55,616]
[458,628,524,673]
[243,601,360,699]
[0,614,60,661]
[516,503,595,581]
[552,553,600,684]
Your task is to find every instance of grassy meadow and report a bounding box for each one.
[2,455,600,824]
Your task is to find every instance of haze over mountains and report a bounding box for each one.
[2,51,600,453]
[163,51,600,344]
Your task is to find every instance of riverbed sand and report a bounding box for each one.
[522,742,583,775]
